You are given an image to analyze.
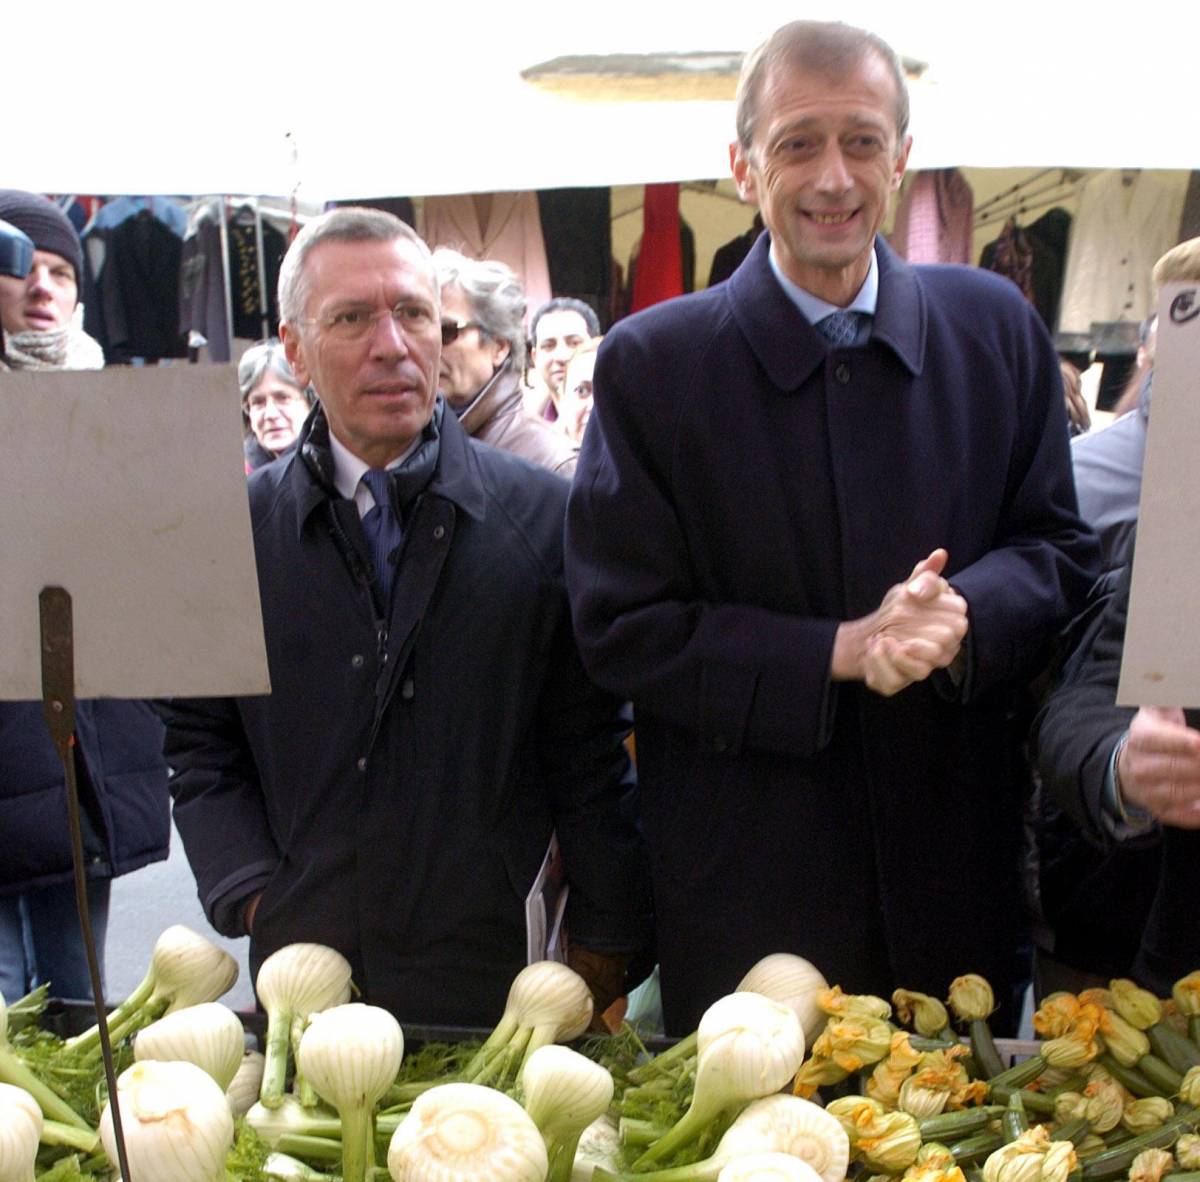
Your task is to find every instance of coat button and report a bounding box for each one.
[835,363,851,384]
[356,756,367,771]
[351,654,364,668]
[433,525,446,540]
[401,678,415,700]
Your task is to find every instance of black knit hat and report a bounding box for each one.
[0,190,83,285]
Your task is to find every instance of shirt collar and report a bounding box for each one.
[328,425,421,512]
[768,244,879,324]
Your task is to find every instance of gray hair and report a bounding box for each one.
[278,207,437,329]
[433,248,527,370]
[735,20,910,153]
[237,339,303,400]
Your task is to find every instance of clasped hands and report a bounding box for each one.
[832,548,968,697]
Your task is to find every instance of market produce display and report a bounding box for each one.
[6,928,1200,1182]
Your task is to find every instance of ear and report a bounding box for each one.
[890,134,913,193]
[730,141,759,205]
[280,322,311,389]
[490,336,511,368]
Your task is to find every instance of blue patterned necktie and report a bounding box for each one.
[360,468,403,603]
[817,309,865,348]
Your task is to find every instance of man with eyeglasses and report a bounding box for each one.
[160,208,651,1026]
[433,248,578,476]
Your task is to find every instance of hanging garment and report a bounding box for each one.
[707,214,765,287]
[629,184,683,313]
[537,188,611,328]
[179,203,230,362]
[1058,171,1187,334]
[227,208,285,341]
[421,192,551,316]
[979,212,1070,332]
[1179,171,1200,241]
[890,169,974,264]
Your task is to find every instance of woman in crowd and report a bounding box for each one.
[238,339,313,471]
[556,336,601,445]
[0,189,170,1002]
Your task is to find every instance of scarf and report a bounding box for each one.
[0,305,105,372]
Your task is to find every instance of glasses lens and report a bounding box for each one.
[440,320,461,347]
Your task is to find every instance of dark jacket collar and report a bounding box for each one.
[456,356,522,438]
[289,396,487,539]
[726,232,926,389]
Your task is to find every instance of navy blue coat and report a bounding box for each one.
[566,235,1099,1033]
[0,700,169,895]
[162,405,652,1025]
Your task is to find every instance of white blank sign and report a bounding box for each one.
[0,365,270,700]
[1119,283,1200,707]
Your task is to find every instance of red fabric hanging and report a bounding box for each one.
[631,183,683,312]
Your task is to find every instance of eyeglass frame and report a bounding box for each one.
[440,317,488,347]
[299,299,459,346]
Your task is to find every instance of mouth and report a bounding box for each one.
[24,308,59,328]
[805,210,858,225]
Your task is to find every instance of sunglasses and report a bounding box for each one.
[440,318,485,346]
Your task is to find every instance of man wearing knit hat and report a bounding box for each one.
[0,189,103,371]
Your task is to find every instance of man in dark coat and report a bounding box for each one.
[565,20,1098,1034]
[161,208,652,1026]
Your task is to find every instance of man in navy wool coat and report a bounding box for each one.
[565,19,1099,1034]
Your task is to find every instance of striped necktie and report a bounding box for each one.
[360,468,403,603]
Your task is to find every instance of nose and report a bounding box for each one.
[814,143,854,195]
[26,264,54,296]
[368,310,410,360]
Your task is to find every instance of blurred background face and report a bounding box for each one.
[245,372,309,455]
[438,284,509,408]
[557,348,597,443]
[0,249,77,335]
[533,309,590,397]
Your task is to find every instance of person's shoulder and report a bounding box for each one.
[914,260,1031,310]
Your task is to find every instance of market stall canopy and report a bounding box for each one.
[7,1,1198,200]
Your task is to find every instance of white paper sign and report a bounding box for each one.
[1119,283,1200,706]
[0,365,270,700]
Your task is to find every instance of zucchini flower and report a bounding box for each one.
[1033,993,1081,1040]
[898,1076,949,1119]
[1175,1134,1200,1170]
[982,1127,1076,1182]
[1108,980,1162,1030]
[792,1053,850,1098]
[826,1096,886,1143]
[946,975,995,1024]
[1081,1076,1126,1133]
[812,1017,894,1074]
[867,1033,922,1108]
[899,1150,967,1182]
[898,1050,966,1119]
[1076,1135,1107,1159]
[1077,988,1115,1011]
[1098,1009,1150,1066]
[892,990,950,1038]
[1052,1092,1086,1124]
[1181,1065,1200,1107]
[856,1111,922,1173]
[1041,1035,1101,1069]
[917,1145,958,1169]
[818,986,892,1021]
[1171,972,1200,1017]
[1129,1147,1174,1182]
[1122,1097,1174,1135]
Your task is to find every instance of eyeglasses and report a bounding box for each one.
[245,388,309,415]
[303,301,441,344]
[440,318,486,346]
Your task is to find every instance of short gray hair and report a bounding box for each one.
[735,20,910,153]
[433,248,527,370]
[278,207,436,329]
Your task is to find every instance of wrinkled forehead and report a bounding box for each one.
[303,236,439,313]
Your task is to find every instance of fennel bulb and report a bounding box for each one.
[521,1045,613,1182]
[255,943,353,1108]
[134,1001,244,1090]
[99,1059,234,1182]
[464,961,593,1091]
[571,1115,622,1181]
[717,1153,826,1182]
[227,1050,266,1117]
[635,992,806,1168]
[736,955,827,1047]
[0,1082,42,1182]
[67,925,238,1058]
[246,1097,342,1148]
[295,1002,403,1182]
[387,1081,548,1182]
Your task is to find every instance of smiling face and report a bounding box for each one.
[0,248,77,335]
[731,50,910,305]
[281,236,441,468]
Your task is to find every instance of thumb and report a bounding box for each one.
[907,547,948,583]
[907,549,949,597]
[1141,705,1188,728]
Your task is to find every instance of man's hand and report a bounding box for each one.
[1116,706,1200,827]
[566,945,633,1032]
[243,893,262,936]
[833,549,968,696]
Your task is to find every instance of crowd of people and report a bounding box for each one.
[2,17,1198,1030]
